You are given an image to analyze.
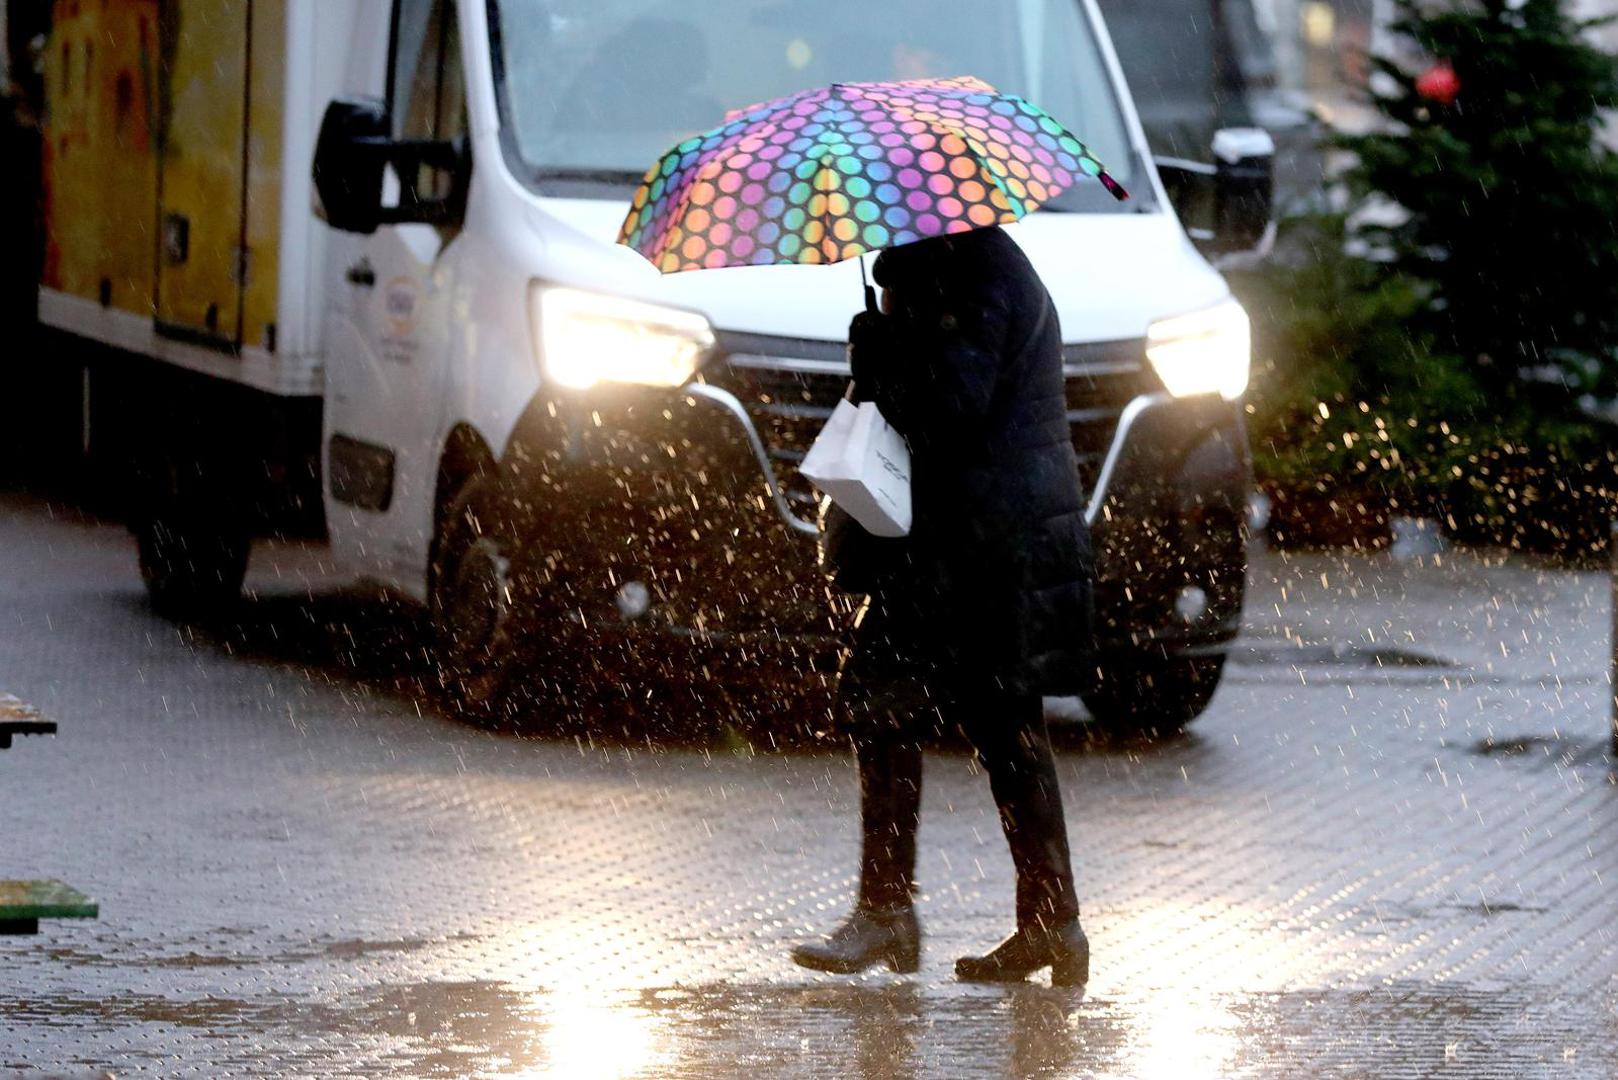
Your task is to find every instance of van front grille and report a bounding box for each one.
[703,332,1157,509]
[1062,338,1158,486]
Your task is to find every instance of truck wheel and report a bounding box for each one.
[430,475,523,721]
[133,512,251,617]
[1080,653,1227,737]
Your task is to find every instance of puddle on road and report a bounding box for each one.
[4,979,1614,1077]
[1233,640,1456,671]
[1464,734,1612,770]
[31,932,480,975]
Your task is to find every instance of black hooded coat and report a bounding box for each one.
[838,227,1095,716]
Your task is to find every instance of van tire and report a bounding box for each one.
[1080,652,1227,737]
[134,513,251,617]
[430,475,523,722]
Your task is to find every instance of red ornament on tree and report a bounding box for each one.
[1416,61,1460,106]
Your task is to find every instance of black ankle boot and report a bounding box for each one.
[791,905,921,975]
[955,918,1088,986]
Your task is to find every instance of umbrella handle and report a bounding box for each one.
[860,255,879,315]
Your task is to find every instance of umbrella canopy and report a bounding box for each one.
[617,76,1126,274]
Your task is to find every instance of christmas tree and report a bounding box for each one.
[1342,0,1618,399]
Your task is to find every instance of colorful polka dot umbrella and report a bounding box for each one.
[617,75,1127,274]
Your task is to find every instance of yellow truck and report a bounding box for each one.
[27,0,342,608]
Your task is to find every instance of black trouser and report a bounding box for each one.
[855,692,1078,929]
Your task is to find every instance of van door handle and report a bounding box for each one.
[346,260,376,287]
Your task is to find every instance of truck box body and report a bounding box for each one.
[36,0,358,397]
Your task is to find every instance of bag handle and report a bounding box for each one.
[845,255,881,407]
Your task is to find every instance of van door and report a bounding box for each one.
[323,0,467,586]
[154,0,248,347]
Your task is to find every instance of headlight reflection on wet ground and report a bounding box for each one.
[528,997,669,1080]
[1118,993,1241,1080]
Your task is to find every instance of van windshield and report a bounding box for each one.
[488,0,1147,212]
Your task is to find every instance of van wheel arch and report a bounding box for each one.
[429,424,497,586]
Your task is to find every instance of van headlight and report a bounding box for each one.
[534,286,715,390]
[1145,298,1250,401]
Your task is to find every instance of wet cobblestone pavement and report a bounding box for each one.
[2,492,1615,1077]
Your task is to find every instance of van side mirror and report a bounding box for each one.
[313,98,471,235]
[1210,127,1275,253]
[1155,127,1276,261]
[314,98,388,234]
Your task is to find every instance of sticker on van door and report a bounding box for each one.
[380,276,422,364]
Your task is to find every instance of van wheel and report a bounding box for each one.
[1080,653,1227,738]
[430,475,524,721]
[134,513,251,618]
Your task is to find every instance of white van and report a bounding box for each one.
[32,0,1270,733]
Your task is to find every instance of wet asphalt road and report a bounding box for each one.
[1,490,1615,1078]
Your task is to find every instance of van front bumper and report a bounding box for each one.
[1084,392,1249,656]
[498,376,1247,680]
[666,383,1251,657]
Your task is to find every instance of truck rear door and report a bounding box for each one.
[154,0,248,347]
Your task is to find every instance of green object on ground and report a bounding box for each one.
[0,879,98,934]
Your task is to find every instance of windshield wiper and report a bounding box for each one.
[532,166,647,186]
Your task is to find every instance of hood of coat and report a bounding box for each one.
[527,196,1230,346]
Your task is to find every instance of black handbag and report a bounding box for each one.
[818,496,908,594]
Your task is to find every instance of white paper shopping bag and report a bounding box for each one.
[800,399,912,537]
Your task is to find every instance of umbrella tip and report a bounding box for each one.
[1100,171,1130,201]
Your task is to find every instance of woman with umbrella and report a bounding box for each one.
[619,77,1126,986]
